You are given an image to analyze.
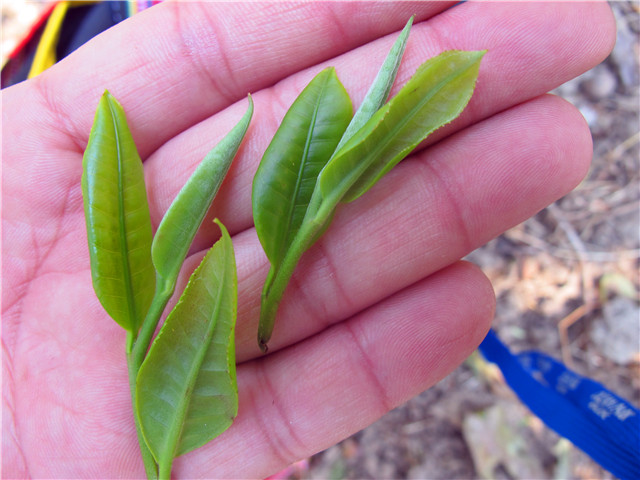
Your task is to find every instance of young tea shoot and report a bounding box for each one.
[81,15,486,478]
[82,91,252,479]
[252,18,485,351]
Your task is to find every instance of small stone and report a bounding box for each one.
[590,296,640,365]
[462,401,551,480]
[581,65,618,100]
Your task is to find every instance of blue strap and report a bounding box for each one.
[478,329,640,480]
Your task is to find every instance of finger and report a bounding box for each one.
[1,2,449,313]
[143,0,614,248]
[177,261,494,479]
[10,1,450,157]
[218,93,591,359]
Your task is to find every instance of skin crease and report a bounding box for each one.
[2,1,615,479]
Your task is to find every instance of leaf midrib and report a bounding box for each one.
[108,98,138,331]
[161,249,228,461]
[278,74,329,262]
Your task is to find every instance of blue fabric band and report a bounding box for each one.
[478,329,640,480]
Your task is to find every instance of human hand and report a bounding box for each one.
[2,2,615,478]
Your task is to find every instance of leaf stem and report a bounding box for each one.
[132,277,174,370]
[126,277,174,479]
[258,197,336,352]
[127,335,159,480]
[158,458,173,480]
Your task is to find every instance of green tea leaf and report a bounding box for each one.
[152,95,253,291]
[254,50,486,352]
[252,67,352,268]
[334,15,413,152]
[136,219,237,475]
[320,50,486,205]
[81,90,155,334]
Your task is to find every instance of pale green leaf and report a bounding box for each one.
[319,50,486,205]
[136,219,237,471]
[334,15,413,152]
[81,90,155,333]
[152,96,253,291]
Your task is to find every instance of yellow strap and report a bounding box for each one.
[28,1,70,78]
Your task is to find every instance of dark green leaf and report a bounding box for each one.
[136,219,237,473]
[319,50,486,205]
[81,90,155,333]
[252,67,352,268]
[152,95,253,292]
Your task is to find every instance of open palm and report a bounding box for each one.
[2,2,615,478]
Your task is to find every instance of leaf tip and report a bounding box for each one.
[101,89,118,105]
[213,218,231,241]
[470,49,488,63]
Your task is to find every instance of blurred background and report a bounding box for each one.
[3,1,638,478]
